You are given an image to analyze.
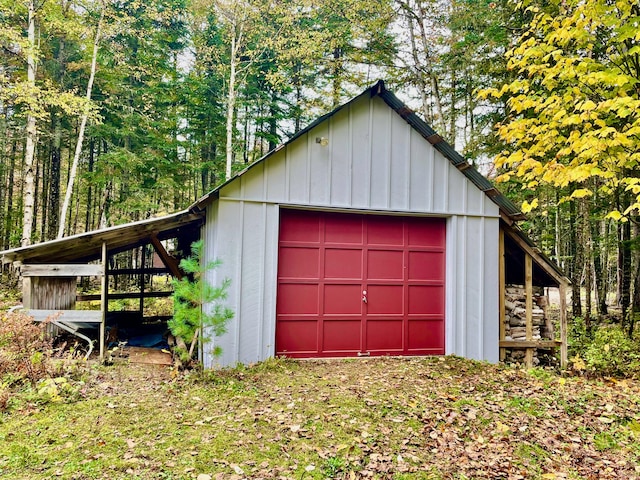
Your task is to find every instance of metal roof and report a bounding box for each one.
[0,208,204,265]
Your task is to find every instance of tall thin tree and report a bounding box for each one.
[58,6,103,238]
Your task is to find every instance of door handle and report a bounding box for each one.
[362,290,367,304]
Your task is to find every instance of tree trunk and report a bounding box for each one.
[58,8,103,238]
[569,200,582,316]
[3,140,17,249]
[619,215,632,327]
[22,0,37,247]
[593,217,608,315]
[405,10,430,121]
[582,198,592,330]
[225,19,240,181]
[331,47,343,109]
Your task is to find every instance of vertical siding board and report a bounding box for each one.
[456,217,467,356]
[239,162,265,200]
[446,163,467,214]
[261,204,280,359]
[203,202,218,369]
[209,199,243,367]
[266,151,287,202]
[351,97,371,208]
[329,106,351,206]
[237,203,267,364]
[432,151,449,212]
[483,217,500,362]
[409,129,429,211]
[465,175,485,216]
[309,124,331,205]
[370,98,391,209]
[389,112,410,210]
[220,178,241,199]
[288,135,309,203]
[464,217,483,360]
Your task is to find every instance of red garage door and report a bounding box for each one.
[276,210,445,358]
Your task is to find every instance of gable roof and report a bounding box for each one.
[192,80,526,223]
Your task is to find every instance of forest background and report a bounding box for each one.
[1,0,639,337]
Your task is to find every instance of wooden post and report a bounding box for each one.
[100,242,107,361]
[525,253,534,368]
[499,228,506,361]
[139,245,146,315]
[559,282,568,368]
[22,276,32,309]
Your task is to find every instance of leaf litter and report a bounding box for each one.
[1,356,640,479]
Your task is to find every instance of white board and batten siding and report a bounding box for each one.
[203,94,500,368]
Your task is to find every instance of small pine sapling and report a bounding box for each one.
[169,240,234,364]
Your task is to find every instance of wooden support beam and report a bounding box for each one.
[77,291,173,302]
[150,235,182,280]
[525,253,534,368]
[26,309,103,323]
[499,340,562,348]
[100,242,107,361]
[21,264,103,277]
[559,282,568,368]
[108,267,169,275]
[499,228,506,362]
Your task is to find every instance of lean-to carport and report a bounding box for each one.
[0,208,204,359]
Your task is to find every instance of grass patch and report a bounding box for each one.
[0,357,640,478]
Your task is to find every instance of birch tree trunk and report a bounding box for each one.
[225,25,238,181]
[58,8,103,238]
[22,0,37,247]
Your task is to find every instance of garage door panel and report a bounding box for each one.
[279,210,320,242]
[277,210,445,358]
[278,247,319,278]
[278,284,319,314]
[407,319,444,352]
[324,284,362,314]
[367,285,403,314]
[408,251,445,281]
[408,285,444,315]
[366,319,403,351]
[325,249,362,279]
[408,218,446,247]
[323,320,361,352]
[368,250,403,280]
[367,216,404,245]
[324,214,363,244]
[276,320,318,354]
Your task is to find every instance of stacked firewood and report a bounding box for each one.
[503,285,554,365]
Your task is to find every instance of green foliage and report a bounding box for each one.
[169,240,234,362]
[35,377,83,404]
[582,326,640,377]
[479,0,640,218]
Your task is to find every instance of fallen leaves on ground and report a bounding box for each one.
[1,356,640,479]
